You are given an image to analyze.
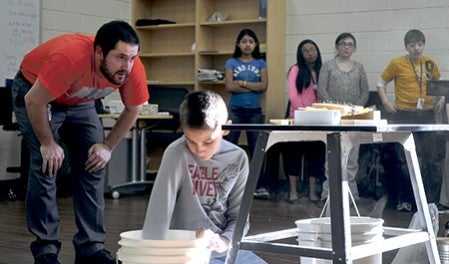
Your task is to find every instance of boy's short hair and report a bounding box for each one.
[404,29,426,46]
[179,91,228,132]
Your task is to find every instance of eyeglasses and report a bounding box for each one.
[302,48,317,55]
[406,42,424,49]
[338,42,355,48]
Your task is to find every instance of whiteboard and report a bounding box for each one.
[0,0,41,85]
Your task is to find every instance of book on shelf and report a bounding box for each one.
[259,0,267,19]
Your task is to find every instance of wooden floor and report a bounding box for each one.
[1,186,449,264]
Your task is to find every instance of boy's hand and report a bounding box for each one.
[434,97,446,113]
[382,100,396,113]
[196,228,230,253]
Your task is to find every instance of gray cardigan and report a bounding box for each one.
[317,58,369,106]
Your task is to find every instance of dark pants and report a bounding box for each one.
[388,110,445,203]
[11,72,107,258]
[225,106,263,157]
[283,141,325,178]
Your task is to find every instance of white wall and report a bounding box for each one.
[41,0,132,40]
[4,0,449,177]
[285,0,449,98]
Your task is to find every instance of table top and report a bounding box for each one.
[222,123,449,132]
[98,113,173,120]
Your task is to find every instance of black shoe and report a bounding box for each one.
[253,188,270,200]
[35,253,60,264]
[438,203,449,213]
[75,249,116,264]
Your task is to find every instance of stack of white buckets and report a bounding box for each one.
[295,217,384,264]
[117,229,211,264]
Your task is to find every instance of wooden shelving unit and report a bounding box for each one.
[132,0,286,120]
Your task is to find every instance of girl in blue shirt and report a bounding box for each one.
[224,28,268,155]
[224,28,268,198]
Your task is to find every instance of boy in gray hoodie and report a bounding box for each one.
[142,91,266,263]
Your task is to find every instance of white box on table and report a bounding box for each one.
[294,110,341,125]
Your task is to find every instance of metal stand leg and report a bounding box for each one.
[402,134,440,264]
[140,127,148,182]
[327,133,353,263]
[131,127,138,182]
[226,131,269,264]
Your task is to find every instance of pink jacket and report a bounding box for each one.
[288,65,319,118]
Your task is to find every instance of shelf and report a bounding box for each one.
[198,80,225,85]
[147,80,195,86]
[199,50,233,55]
[133,0,285,120]
[200,19,266,27]
[136,23,195,30]
[138,52,195,58]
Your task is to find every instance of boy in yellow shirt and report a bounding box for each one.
[377,29,445,212]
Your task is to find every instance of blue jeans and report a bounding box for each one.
[11,72,107,258]
[225,106,263,156]
[209,250,267,264]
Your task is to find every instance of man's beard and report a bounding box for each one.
[100,60,128,85]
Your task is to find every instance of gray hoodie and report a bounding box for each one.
[142,136,249,257]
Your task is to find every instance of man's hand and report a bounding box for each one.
[40,142,65,176]
[85,142,112,172]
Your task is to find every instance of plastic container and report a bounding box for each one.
[294,110,341,125]
[117,229,210,264]
[295,217,384,264]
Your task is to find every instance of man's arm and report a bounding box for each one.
[85,103,142,172]
[25,79,64,176]
[104,104,141,151]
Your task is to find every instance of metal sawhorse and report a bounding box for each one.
[223,124,446,264]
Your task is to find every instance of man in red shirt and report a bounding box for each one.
[11,20,149,264]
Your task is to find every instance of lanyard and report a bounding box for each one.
[408,56,423,97]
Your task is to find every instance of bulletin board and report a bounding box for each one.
[0,0,41,85]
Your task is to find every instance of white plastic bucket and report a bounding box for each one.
[295,217,384,264]
[117,229,210,264]
[437,237,449,263]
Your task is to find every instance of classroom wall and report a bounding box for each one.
[41,0,131,40]
[285,0,449,101]
[3,0,449,178]
[42,0,449,102]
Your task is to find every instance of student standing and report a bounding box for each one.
[11,20,149,264]
[224,28,268,198]
[284,39,325,203]
[317,32,369,201]
[377,29,445,211]
[142,91,266,264]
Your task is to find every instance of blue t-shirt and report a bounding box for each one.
[225,58,267,108]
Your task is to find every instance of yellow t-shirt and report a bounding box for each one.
[381,55,441,110]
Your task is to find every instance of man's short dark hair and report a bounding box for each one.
[94,20,140,56]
